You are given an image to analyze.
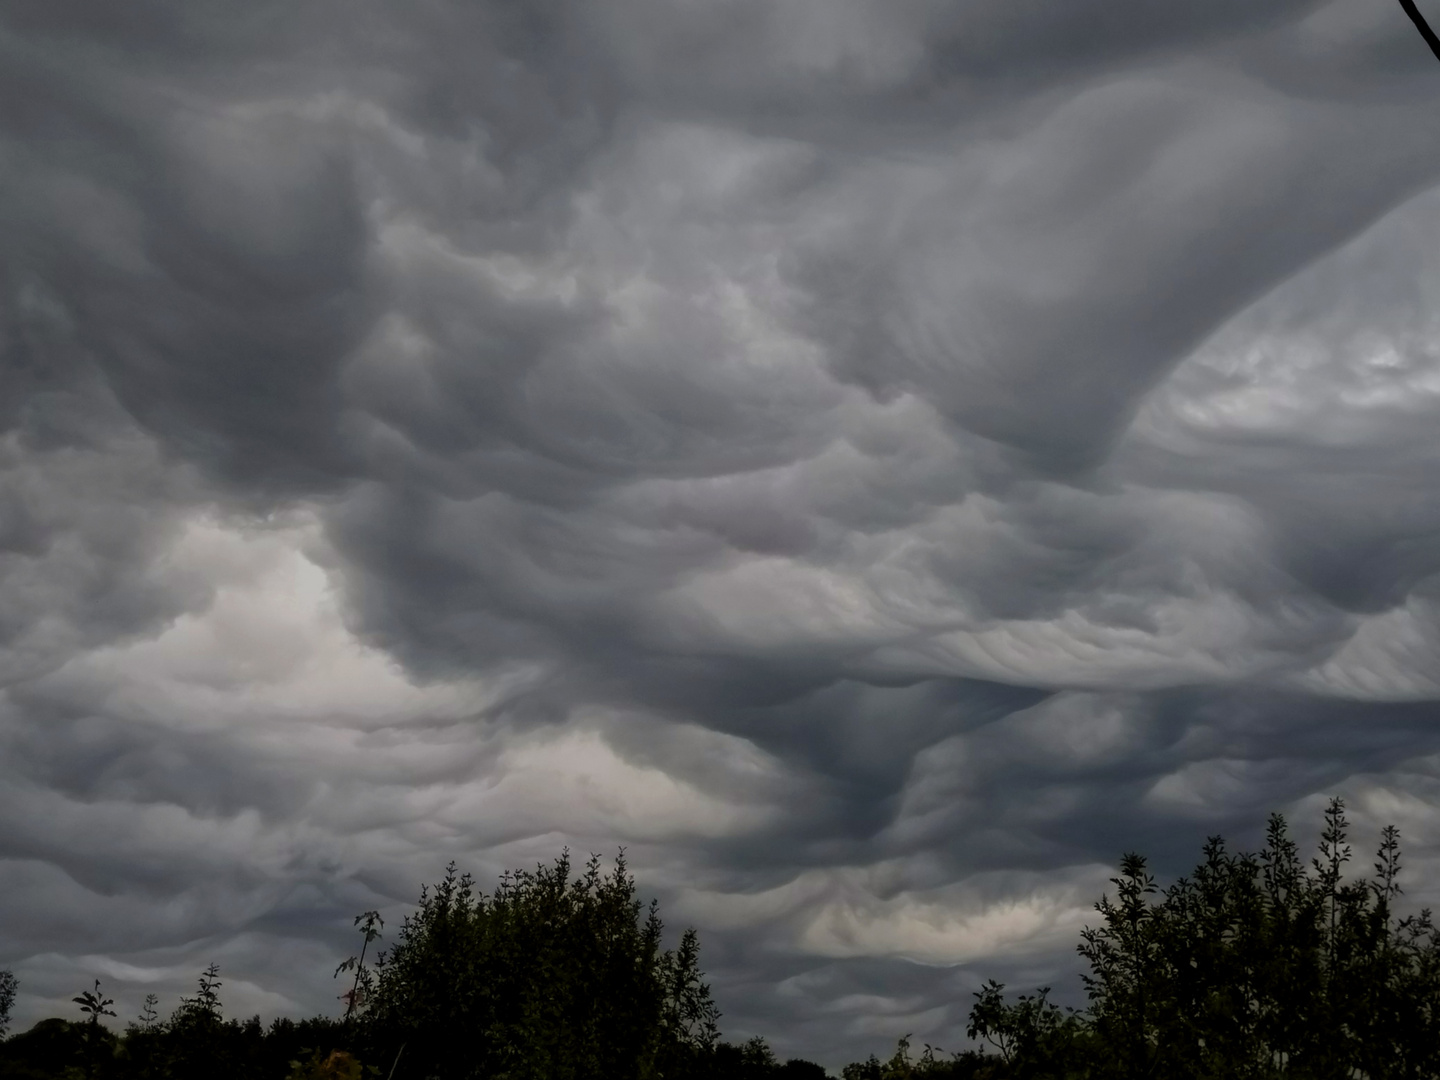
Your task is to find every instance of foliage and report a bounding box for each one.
[8,804,1436,1079]
[285,1049,367,1080]
[0,851,824,1080]
[905,797,1440,1079]
[360,850,721,1080]
[71,984,115,1029]
[840,1034,998,1079]
[966,983,1089,1077]
[71,982,117,1080]
[0,1018,93,1080]
[172,964,222,1029]
[0,968,354,1080]
[0,971,16,1041]
[334,913,383,1024]
[130,997,159,1036]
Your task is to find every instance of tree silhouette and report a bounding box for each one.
[334,911,383,1023]
[361,850,721,1080]
[0,968,16,1039]
[134,994,160,1033]
[9,807,1438,1079]
[73,980,117,1080]
[174,963,223,1028]
[951,798,1440,1079]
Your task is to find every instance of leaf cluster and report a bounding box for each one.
[0,968,354,1080]
[0,972,15,1041]
[0,856,830,1080]
[929,798,1440,1079]
[9,801,1435,1080]
[358,850,722,1080]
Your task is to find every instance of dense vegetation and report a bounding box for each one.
[3,799,1438,1078]
[843,799,1440,1079]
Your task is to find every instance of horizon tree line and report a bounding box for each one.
[2,798,1439,1077]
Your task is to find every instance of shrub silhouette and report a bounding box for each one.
[905,797,1440,1079]
[0,970,16,1041]
[6,802,1433,1079]
[359,849,720,1080]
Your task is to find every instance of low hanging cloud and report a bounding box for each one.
[3,0,1440,1066]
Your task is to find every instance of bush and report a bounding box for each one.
[0,971,16,1040]
[361,850,720,1080]
[944,798,1440,1078]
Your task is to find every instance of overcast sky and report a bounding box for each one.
[4,0,1440,1068]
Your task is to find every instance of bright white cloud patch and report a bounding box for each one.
[677,861,1110,965]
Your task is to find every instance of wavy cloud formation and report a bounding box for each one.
[4,0,1440,1065]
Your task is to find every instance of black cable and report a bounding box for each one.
[1398,0,1440,63]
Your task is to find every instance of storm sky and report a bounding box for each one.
[4,0,1440,1066]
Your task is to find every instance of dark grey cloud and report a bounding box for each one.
[4,0,1440,1068]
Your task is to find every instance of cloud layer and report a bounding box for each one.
[4,0,1440,1065]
